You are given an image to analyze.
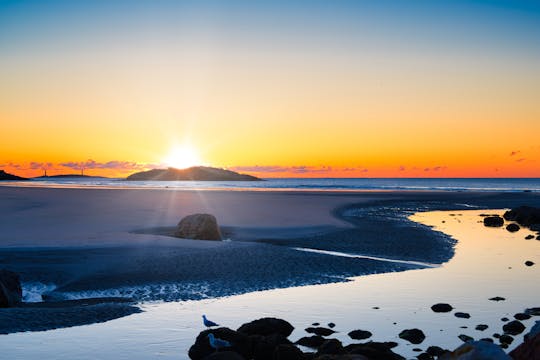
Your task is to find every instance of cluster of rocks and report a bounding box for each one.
[483,206,540,241]
[189,317,406,360]
[189,303,540,360]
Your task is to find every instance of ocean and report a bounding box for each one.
[4,177,540,192]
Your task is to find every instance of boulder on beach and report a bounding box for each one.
[439,340,511,360]
[0,269,22,308]
[503,206,540,227]
[483,216,504,227]
[398,328,425,344]
[237,317,294,337]
[174,214,222,241]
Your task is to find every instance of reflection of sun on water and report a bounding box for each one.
[163,145,203,169]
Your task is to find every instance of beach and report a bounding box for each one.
[1,187,540,358]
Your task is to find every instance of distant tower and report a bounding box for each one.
[81,168,84,176]
[44,169,47,177]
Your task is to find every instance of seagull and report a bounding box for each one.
[202,314,219,327]
[207,333,231,351]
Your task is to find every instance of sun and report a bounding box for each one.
[163,145,203,169]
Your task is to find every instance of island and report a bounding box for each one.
[0,170,27,181]
[126,166,262,181]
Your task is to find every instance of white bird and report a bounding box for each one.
[207,333,231,350]
[202,314,219,327]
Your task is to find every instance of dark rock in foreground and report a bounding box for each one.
[348,329,372,340]
[506,223,520,232]
[344,342,403,360]
[295,335,325,348]
[273,344,304,360]
[237,317,294,337]
[203,352,245,360]
[431,303,453,313]
[0,269,22,308]
[305,327,335,337]
[455,312,471,319]
[0,170,27,181]
[503,206,540,227]
[503,320,526,335]
[484,216,504,227]
[525,307,540,316]
[126,166,261,181]
[189,328,251,360]
[399,328,426,344]
[440,340,510,359]
[250,333,291,360]
[458,334,474,342]
[317,339,344,355]
[475,324,489,331]
[510,321,540,360]
[515,313,531,321]
[174,214,222,240]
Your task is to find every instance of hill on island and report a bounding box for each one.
[0,170,27,181]
[126,166,262,181]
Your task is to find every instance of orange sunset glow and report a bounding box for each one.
[1,1,539,178]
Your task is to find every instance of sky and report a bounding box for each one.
[1,0,539,178]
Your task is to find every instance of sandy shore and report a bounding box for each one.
[1,187,539,334]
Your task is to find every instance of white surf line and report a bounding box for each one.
[293,247,440,268]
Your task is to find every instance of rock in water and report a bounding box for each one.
[503,206,540,227]
[439,340,511,359]
[399,328,426,344]
[503,320,526,335]
[174,214,222,240]
[348,329,373,340]
[431,303,453,313]
[484,216,504,227]
[237,318,294,337]
[0,269,22,307]
[506,223,520,232]
[305,326,335,336]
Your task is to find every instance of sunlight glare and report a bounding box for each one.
[163,145,203,169]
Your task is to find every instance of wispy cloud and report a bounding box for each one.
[229,165,369,175]
[423,166,447,172]
[510,150,520,156]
